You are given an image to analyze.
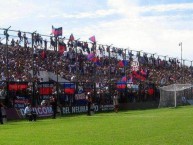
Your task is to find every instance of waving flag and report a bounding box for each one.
[89,35,96,43]
[51,25,62,37]
[69,34,75,41]
[118,60,128,67]
[132,71,146,81]
[87,53,95,61]
[58,41,66,55]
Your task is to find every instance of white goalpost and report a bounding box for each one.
[159,84,193,108]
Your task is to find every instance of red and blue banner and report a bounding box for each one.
[64,83,75,94]
[132,71,146,81]
[116,82,126,91]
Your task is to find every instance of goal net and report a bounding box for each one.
[159,84,193,108]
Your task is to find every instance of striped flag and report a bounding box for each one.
[51,25,62,37]
[64,83,75,94]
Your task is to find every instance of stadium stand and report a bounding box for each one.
[0,28,193,112]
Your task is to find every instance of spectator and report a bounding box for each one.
[24,103,37,121]
[0,37,3,45]
[50,96,57,119]
[0,101,5,124]
[113,91,119,113]
[11,39,15,47]
[86,92,92,116]
[18,30,22,41]
[41,100,47,106]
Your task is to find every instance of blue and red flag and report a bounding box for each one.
[64,83,75,94]
[87,53,95,61]
[118,60,128,67]
[132,71,146,81]
[52,25,63,37]
[116,82,126,91]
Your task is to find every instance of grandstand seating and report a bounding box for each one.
[0,34,193,107]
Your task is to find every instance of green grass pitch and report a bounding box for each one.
[1,106,193,145]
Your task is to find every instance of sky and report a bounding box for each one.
[0,0,193,64]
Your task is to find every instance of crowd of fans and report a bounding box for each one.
[0,30,193,107]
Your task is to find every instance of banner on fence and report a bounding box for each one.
[6,104,114,120]
[63,83,75,94]
[38,82,54,95]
